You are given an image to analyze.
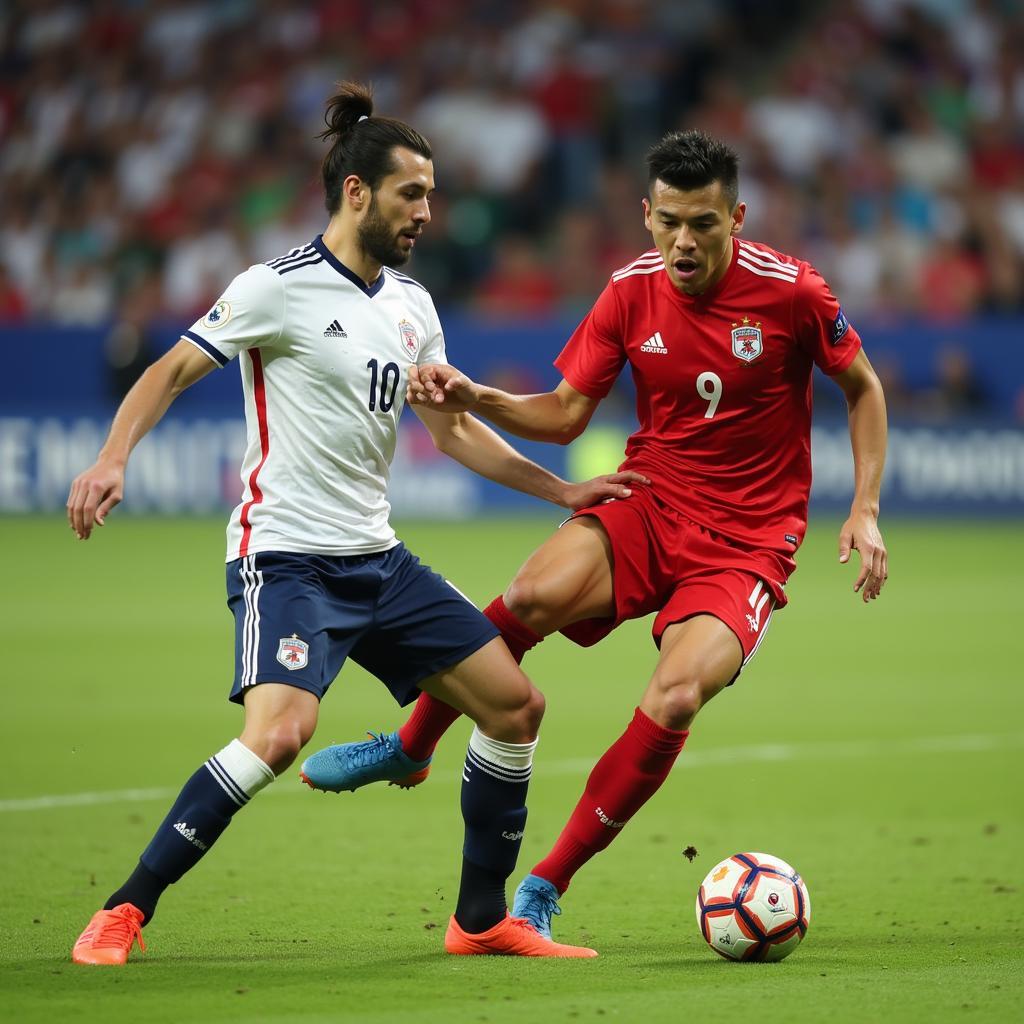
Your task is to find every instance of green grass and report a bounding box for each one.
[1,515,1022,1023]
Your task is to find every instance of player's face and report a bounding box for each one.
[644,180,745,295]
[358,147,434,268]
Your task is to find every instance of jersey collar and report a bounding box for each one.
[312,235,387,297]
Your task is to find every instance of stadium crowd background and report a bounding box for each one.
[1,0,1022,417]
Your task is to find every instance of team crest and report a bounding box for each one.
[398,319,419,358]
[202,300,231,330]
[276,634,308,671]
[731,317,763,363]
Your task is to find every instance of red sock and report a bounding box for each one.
[396,597,544,762]
[532,707,688,894]
[483,595,543,664]
[398,692,462,762]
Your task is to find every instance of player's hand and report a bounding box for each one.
[407,363,480,413]
[67,459,125,540]
[838,511,888,603]
[562,472,650,511]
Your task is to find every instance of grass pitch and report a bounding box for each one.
[1,515,1021,1023]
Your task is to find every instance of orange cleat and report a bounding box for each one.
[444,912,598,958]
[72,903,146,965]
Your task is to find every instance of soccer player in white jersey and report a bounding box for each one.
[66,82,641,964]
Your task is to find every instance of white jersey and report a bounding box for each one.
[182,235,447,561]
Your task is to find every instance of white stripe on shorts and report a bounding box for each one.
[743,600,776,667]
[241,555,264,689]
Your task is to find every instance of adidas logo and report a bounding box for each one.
[639,331,668,354]
[173,821,208,850]
[324,319,347,338]
[595,806,627,829]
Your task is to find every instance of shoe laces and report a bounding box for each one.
[346,731,397,768]
[93,906,146,952]
[517,884,562,930]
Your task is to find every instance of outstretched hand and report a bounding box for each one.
[563,472,650,510]
[407,363,480,413]
[838,511,888,602]
[67,460,125,540]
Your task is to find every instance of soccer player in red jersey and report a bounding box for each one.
[302,129,888,947]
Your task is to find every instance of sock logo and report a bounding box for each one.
[595,807,626,829]
[501,830,525,841]
[173,821,208,851]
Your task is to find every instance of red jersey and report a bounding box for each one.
[555,237,861,585]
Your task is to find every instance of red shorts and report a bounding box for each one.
[560,487,788,666]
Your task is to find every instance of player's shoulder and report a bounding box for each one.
[263,241,324,279]
[609,248,664,288]
[734,238,809,288]
[383,266,430,294]
[217,260,286,304]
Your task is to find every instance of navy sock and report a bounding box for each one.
[455,728,534,933]
[104,861,166,924]
[106,740,274,923]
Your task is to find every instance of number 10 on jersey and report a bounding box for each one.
[367,359,400,412]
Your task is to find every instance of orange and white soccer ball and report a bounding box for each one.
[695,851,811,962]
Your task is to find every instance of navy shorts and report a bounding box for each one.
[225,544,499,707]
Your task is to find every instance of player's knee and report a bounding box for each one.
[504,573,553,623]
[249,718,313,775]
[480,679,545,743]
[648,673,706,729]
[518,683,546,736]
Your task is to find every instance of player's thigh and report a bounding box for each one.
[349,544,502,707]
[640,615,743,728]
[227,551,367,706]
[420,638,542,743]
[504,516,615,630]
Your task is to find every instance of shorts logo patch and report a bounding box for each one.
[276,634,309,671]
[202,300,231,330]
[731,317,763,363]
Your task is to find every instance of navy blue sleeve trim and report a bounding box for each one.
[183,330,229,367]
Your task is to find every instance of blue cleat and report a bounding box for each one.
[512,874,563,940]
[299,730,431,793]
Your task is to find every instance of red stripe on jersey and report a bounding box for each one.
[238,349,269,558]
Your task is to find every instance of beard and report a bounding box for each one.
[357,195,410,268]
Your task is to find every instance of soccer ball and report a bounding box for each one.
[695,851,811,962]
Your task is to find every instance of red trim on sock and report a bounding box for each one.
[483,596,543,664]
[398,693,462,762]
[532,708,688,894]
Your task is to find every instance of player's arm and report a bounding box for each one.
[67,340,217,539]
[408,365,599,444]
[831,349,888,602]
[412,404,646,510]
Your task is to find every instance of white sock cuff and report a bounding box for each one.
[469,726,537,772]
[210,739,275,798]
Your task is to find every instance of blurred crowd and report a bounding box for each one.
[1,0,1024,336]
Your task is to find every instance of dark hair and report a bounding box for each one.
[319,81,432,214]
[646,129,739,209]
